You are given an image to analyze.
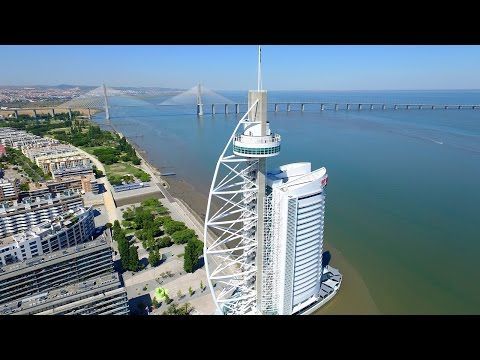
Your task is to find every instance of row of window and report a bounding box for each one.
[233,145,281,155]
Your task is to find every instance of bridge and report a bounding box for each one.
[3,84,479,122]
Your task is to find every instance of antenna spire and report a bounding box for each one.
[257,45,262,91]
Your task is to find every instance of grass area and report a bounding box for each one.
[48,127,72,134]
[105,162,151,184]
[80,146,109,155]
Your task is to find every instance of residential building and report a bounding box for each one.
[0,190,83,238]
[0,235,114,305]
[51,165,94,179]
[0,178,20,202]
[35,151,91,177]
[19,175,100,201]
[0,207,95,266]
[22,143,75,162]
[1,273,129,315]
[0,128,58,149]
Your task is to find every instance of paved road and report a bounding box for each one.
[76,147,119,224]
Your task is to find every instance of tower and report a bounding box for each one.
[204,47,281,314]
[197,84,204,116]
[103,83,110,122]
[204,47,341,315]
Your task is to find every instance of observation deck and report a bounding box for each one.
[233,133,281,157]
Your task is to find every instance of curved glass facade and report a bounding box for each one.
[233,145,281,155]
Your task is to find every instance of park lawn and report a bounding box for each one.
[80,146,112,155]
[105,162,151,182]
[47,127,71,134]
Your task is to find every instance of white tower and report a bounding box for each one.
[204,47,281,314]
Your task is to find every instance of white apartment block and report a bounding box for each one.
[0,207,95,266]
[0,191,83,238]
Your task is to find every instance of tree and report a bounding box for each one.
[183,238,204,273]
[152,297,159,309]
[188,286,194,297]
[128,245,139,272]
[163,219,187,235]
[171,228,197,244]
[158,236,172,248]
[148,249,160,267]
[112,220,121,237]
[19,182,29,192]
[200,280,205,292]
[177,289,184,299]
[164,292,172,304]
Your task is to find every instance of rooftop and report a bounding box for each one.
[267,162,327,193]
[0,206,92,246]
[0,235,110,276]
[0,272,121,315]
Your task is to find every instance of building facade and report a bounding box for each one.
[0,207,95,266]
[22,175,100,200]
[0,128,58,149]
[2,273,129,315]
[0,236,114,305]
[265,162,329,315]
[22,143,75,162]
[0,191,84,238]
[51,165,94,179]
[0,178,20,202]
[35,151,91,177]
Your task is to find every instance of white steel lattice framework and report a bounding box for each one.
[204,100,261,315]
[204,86,282,314]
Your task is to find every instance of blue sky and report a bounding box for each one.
[1,45,480,90]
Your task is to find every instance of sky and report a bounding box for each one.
[1,45,480,90]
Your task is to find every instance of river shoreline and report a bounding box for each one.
[127,136,380,314]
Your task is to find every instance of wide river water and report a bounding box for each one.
[95,90,480,314]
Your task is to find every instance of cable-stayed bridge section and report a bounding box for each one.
[5,84,480,122]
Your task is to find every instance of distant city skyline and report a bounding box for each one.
[2,45,480,90]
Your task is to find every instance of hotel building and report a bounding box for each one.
[264,162,340,315]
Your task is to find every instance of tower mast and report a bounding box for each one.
[204,46,281,314]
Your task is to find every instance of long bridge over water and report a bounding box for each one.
[3,84,479,122]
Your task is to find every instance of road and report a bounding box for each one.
[75,147,119,224]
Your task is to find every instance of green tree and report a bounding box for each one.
[19,182,30,192]
[177,289,184,299]
[188,286,194,297]
[158,236,172,248]
[117,234,130,271]
[163,219,187,235]
[152,297,159,309]
[183,238,204,273]
[148,249,160,267]
[128,246,139,272]
[171,228,197,244]
[112,220,121,237]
